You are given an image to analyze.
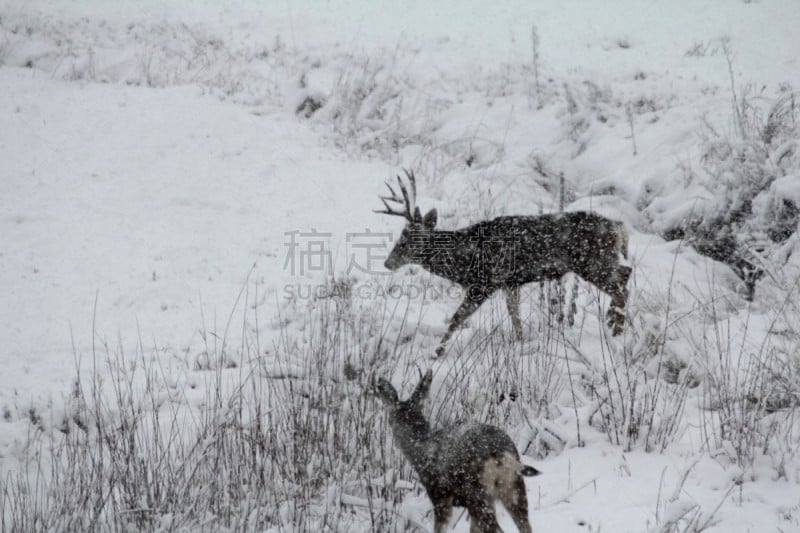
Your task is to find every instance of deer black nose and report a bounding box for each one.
[384,252,405,270]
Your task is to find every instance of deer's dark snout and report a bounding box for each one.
[384,256,400,271]
[384,244,408,271]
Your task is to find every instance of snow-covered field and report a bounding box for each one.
[2,1,800,531]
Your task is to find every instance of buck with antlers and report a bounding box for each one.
[376,169,631,357]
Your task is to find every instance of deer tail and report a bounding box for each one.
[614,221,629,260]
[521,465,541,477]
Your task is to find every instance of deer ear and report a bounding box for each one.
[413,206,422,223]
[411,369,433,404]
[375,378,398,404]
[422,208,437,229]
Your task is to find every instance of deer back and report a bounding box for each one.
[423,211,624,288]
[434,423,520,481]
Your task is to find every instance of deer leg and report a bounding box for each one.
[436,289,492,357]
[587,265,631,336]
[432,497,453,533]
[503,476,532,533]
[607,264,631,335]
[466,492,501,533]
[504,286,524,341]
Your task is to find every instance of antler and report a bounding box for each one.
[374,169,417,222]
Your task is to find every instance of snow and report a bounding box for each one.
[2,0,800,531]
[1,67,382,389]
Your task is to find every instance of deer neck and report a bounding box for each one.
[391,417,437,473]
[417,230,472,280]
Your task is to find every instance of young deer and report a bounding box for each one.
[375,370,540,532]
[376,169,631,356]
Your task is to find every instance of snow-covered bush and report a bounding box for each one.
[581,310,693,453]
[0,14,291,105]
[659,88,800,298]
[0,292,416,531]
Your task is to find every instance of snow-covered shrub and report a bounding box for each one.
[684,286,800,470]
[306,50,446,163]
[0,14,289,105]
[585,314,692,453]
[0,293,416,531]
[697,339,789,468]
[430,307,570,457]
[295,52,404,157]
[660,88,800,298]
[559,81,613,157]
[558,78,666,160]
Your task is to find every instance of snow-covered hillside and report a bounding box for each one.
[2,1,799,531]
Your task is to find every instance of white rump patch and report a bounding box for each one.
[479,451,521,504]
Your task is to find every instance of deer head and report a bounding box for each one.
[374,369,433,431]
[374,169,438,271]
[375,370,434,461]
